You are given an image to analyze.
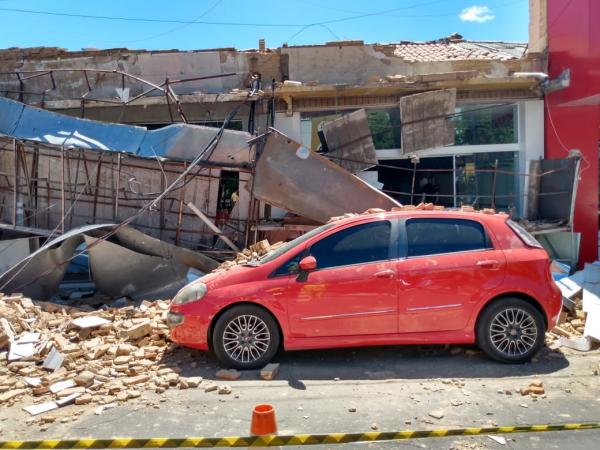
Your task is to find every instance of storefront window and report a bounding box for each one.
[300,108,402,150]
[378,152,519,211]
[455,151,519,210]
[453,103,518,145]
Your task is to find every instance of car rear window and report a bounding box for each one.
[406,218,491,257]
[506,219,543,248]
[309,221,392,269]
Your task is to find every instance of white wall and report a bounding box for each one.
[519,99,545,217]
[273,112,302,141]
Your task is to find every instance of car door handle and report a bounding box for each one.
[374,269,395,279]
[476,259,499,268]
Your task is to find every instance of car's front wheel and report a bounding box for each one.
[476,298,545,363]
[212,305,280,369]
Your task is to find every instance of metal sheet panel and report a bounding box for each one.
[0,234,81,299]
[0,97,146,152]
[0,224,117,298]
[0,237,36,275]
[0,97,253,163]
[251,129,401,224]
[538,157,578,222]
[0,223,218,300]
[138,123,252,163]
[400,88,456,153]
[320,109,377,173]
[83,234,190,300]
[107,226,218,273]
[0,97,24,135]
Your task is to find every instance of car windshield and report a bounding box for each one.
[256,222,335,265]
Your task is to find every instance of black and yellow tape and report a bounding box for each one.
[2,422,599,448]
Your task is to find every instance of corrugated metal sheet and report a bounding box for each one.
[0,97,252,163]
[251,129,400,223]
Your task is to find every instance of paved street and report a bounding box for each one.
[2,344,599,449]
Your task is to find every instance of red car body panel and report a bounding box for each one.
[169,211,563,353]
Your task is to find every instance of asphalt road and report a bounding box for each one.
[1,344,599,450]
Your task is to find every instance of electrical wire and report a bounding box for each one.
[294,0,525,18]
[101,0,224,44]
[0,1,451,28]
[547,0,575,30]
[544,95,591,175]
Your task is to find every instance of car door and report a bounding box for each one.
[397,217,506,333]
[283,220,399,338]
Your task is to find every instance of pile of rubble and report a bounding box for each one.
[216,205,500,272]
[546,297,591,350]
[548,262,600,351]
[0,293,214,417]
[328,204,498,222]
[215,239,285,271]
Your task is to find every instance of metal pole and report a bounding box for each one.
[114,153,121,221]
[452,154,457,208]
[491,159,498,210]
[60,146,65,234]
[271,79,276,127]
[410,161,417,205]
[12,139,17,227]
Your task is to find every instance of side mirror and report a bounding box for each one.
[299,256,317,271]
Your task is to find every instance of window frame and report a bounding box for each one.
[307,219,399,272]
[270,219,400,276]
[400,217,495,259]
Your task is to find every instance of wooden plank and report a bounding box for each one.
[187,202,240,252]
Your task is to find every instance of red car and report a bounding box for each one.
[168,211,562,369]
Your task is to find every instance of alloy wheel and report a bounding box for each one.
[222,314,271,363]
[489,307,538,357]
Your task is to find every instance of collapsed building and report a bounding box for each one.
[0,35,581,300]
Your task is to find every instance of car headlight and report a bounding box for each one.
[172,283,207,305]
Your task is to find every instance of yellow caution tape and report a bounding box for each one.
[2,422,600,448]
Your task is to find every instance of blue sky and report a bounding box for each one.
[0,0,529,51]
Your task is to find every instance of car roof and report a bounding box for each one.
[328,209,509,228]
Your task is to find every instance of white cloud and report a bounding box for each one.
[459,5,495,23]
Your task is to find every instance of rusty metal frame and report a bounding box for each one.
[0,69,238,123]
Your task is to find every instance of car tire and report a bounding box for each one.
[212,304,280,370]
[476,298,545,364]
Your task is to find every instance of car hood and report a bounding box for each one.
[195,264,260,291]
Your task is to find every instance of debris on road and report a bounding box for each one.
[260,363,280,380]
[488,435,507,445]
[0,292,218,420]
[215,369,241,381]
[428,410,445,419]
[550,261,600,351]
[519,379,546,397]
[217,385,232,395]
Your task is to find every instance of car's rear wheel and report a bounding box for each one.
[476,298,545,363]
[212,305,280,369]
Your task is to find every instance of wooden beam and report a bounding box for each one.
[187,202,240,252]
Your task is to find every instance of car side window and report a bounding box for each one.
[308,221,392,270]
[406,218,491,257]
[273,254,302,276]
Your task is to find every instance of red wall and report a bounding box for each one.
[545,0,600,265]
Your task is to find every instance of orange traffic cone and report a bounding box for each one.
[251,404,277,435]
